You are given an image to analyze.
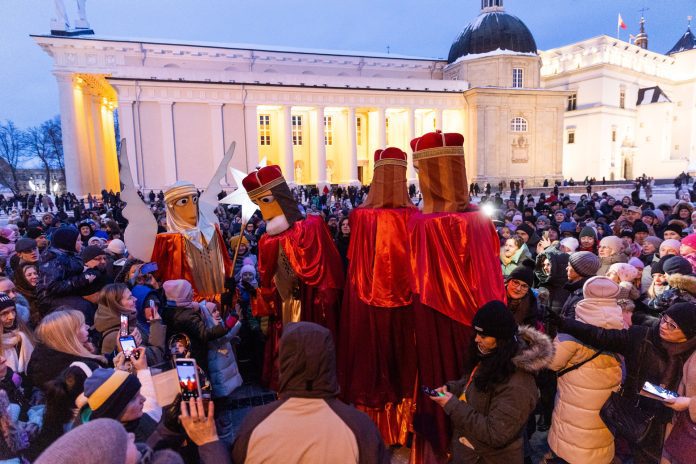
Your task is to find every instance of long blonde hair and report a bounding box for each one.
[36,310,105,363]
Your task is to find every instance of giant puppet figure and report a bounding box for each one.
[337,147,417,445]
[408,131,505,462]
[241,165,344,384]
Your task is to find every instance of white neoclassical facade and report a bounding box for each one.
[33,1,574,195]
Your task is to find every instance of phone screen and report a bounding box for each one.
[119,314,129,337]
[140,262,158,275]
[176,359,200,400]
[642,381,678,401]
[119,336,137,359]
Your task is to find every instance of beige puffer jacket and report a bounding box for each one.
[548,277,624,464]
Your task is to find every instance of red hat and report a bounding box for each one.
[410,130,464,161]
[682,233,696,251]
[374,147,407,168]
[242,165,286,200]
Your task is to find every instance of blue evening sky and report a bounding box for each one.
[1,0,693,128]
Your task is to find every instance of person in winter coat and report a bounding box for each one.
[641,239,680,291]
[0,293,34,376]
[548,277,623,464]
[501,236,531,277]
[606,262,641,326]
[648,256,696,316]
[597,235,628,276]
[680,233,696,274]
[36,227,100,324]
[200,302,243,399]
[232,321,390,464]
[160,280,234,372]
[535,248,570,336]
[429,301,553,464]
[560,251,602,320]
[505,263,542,327]
[515,223,541,259]
[554,302,696,462]
[577,226,599,254]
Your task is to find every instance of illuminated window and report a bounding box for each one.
[619,89,626,109]
[324,116,333,145]
[510,117,528,132]
[568,130,575,144]
[258,114,271,146]
[512,68,524,88]
[385,117,390,144]
[567,93,577,111]
[356,116,362,145]
[291,115,302,146]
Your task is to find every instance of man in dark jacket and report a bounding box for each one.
[232,322,390,464]
[560,251,602,320]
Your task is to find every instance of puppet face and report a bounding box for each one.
[253,191,290,236]
[170,194,198,227]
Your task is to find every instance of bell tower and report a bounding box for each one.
[634,16,649,49]
[481,0,504,13]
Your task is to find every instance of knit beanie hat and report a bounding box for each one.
[632,221,649,234]
[559,222,576,234]
[0,293,14,311]
[663,223,684,237]
[652,256,669,275]
[106,239,126,255]
[52,227,79,252]
[642,209,657,219]
[163,279,195,308]
[660,239,682,256]
[83,369,141,420]
[681,233,696,250]
[579,226,598,240]
[663,256,693,276]
[512,214,523,223]
[14,238,37,254]
[536,215,550,226]
[583,276,621,299]
[81,245,106,263]
[569,251,601,277]
[560,237,579,252]
[664,302,696,339]
[628,257,645,271]
[507,262,534,287]
[643,236,663,251]
[472,300,518,340]
[34,419,127,464]
[26,227,45,240]
[607,263,639,282]
[599,236,624,255]
[515,223,535,238]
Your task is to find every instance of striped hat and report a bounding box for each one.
[83,368,141,420]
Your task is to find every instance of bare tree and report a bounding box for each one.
[25,123,54,194]
[45,116,64,175]
[0,120,26,195]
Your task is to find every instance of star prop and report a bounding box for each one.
[219,167,258,223]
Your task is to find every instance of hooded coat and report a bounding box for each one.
[548,278,623,464]
[443,326,554,464]
[200,304,243,398]
[232,322,389,464]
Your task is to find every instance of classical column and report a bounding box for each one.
[92,97,108,190]
[346,107,359,185]
[406,107,417,183]
[117,100,140,187]
[435,108,443,131]
[282,105,295,184]
[243,104,259,173]
[54,73,84,194]
[314,106,327,187]
[209,103,226,180]
[159,101,178,187]
[376,107,386,148]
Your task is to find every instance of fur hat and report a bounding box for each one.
[473,300,517,340]
[583,276,621,299]
[663,223,684,238]
[599,236,624,255]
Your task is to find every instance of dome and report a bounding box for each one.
[447,11,537,64]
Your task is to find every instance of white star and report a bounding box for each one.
[219,167,259,223]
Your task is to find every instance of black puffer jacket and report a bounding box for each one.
[36,247,97,315]
[535,248,570,337]
[26,343,105,392]
[559,276,592,320]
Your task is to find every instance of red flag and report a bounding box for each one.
[618,14,627,30]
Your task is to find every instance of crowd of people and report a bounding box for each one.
[0,171,694,464]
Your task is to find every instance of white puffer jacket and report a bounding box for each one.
[548,276,623,464]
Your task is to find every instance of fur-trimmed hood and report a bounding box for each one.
[667,273,696,296]
[512,325,554,373]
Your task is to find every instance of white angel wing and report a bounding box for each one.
[199,142,236,226]
[119,139,158,261]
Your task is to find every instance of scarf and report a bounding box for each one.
[1,330,34,374]
[660,336,696,390]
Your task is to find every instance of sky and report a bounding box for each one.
[1,0,694,128]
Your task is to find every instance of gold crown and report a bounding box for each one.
[164,181,198,204]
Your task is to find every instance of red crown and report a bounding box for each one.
[242,165,286,199]
[410,130,464,161]
[374,147,407,168]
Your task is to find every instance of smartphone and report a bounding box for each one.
[642,381,678,401]
[175,358,202,400]
[140,262,158,275]
[421,385,445,397]
[119,335,137,360]
[543,230,550,240]
[119,314,129,337]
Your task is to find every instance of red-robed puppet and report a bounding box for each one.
[337,147,417,445]
[151,181,232,299]
[408,131,505,462]
[241,166,344,385]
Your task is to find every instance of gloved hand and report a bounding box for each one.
[225,314,239,330]
[546,309,568,332]
[162,394,184,433]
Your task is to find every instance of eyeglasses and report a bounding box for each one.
[508,279,530,291]
[660,315,678,331]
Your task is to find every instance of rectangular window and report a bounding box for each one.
[324,116,333,146]
[385,117,390,145]
[619,89,626,109]
[291,115,302,146]
[258,114,271,146]
[512,68,524,88]
[612,130,617,142]
[567,93,577,111]
[568,131,575,144]
[356,116,362,145]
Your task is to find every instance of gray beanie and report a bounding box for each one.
[643,235,663,251]
[569,251,601,277]
[35,419,127,464]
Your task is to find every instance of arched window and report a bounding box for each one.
[510,117,528,132]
